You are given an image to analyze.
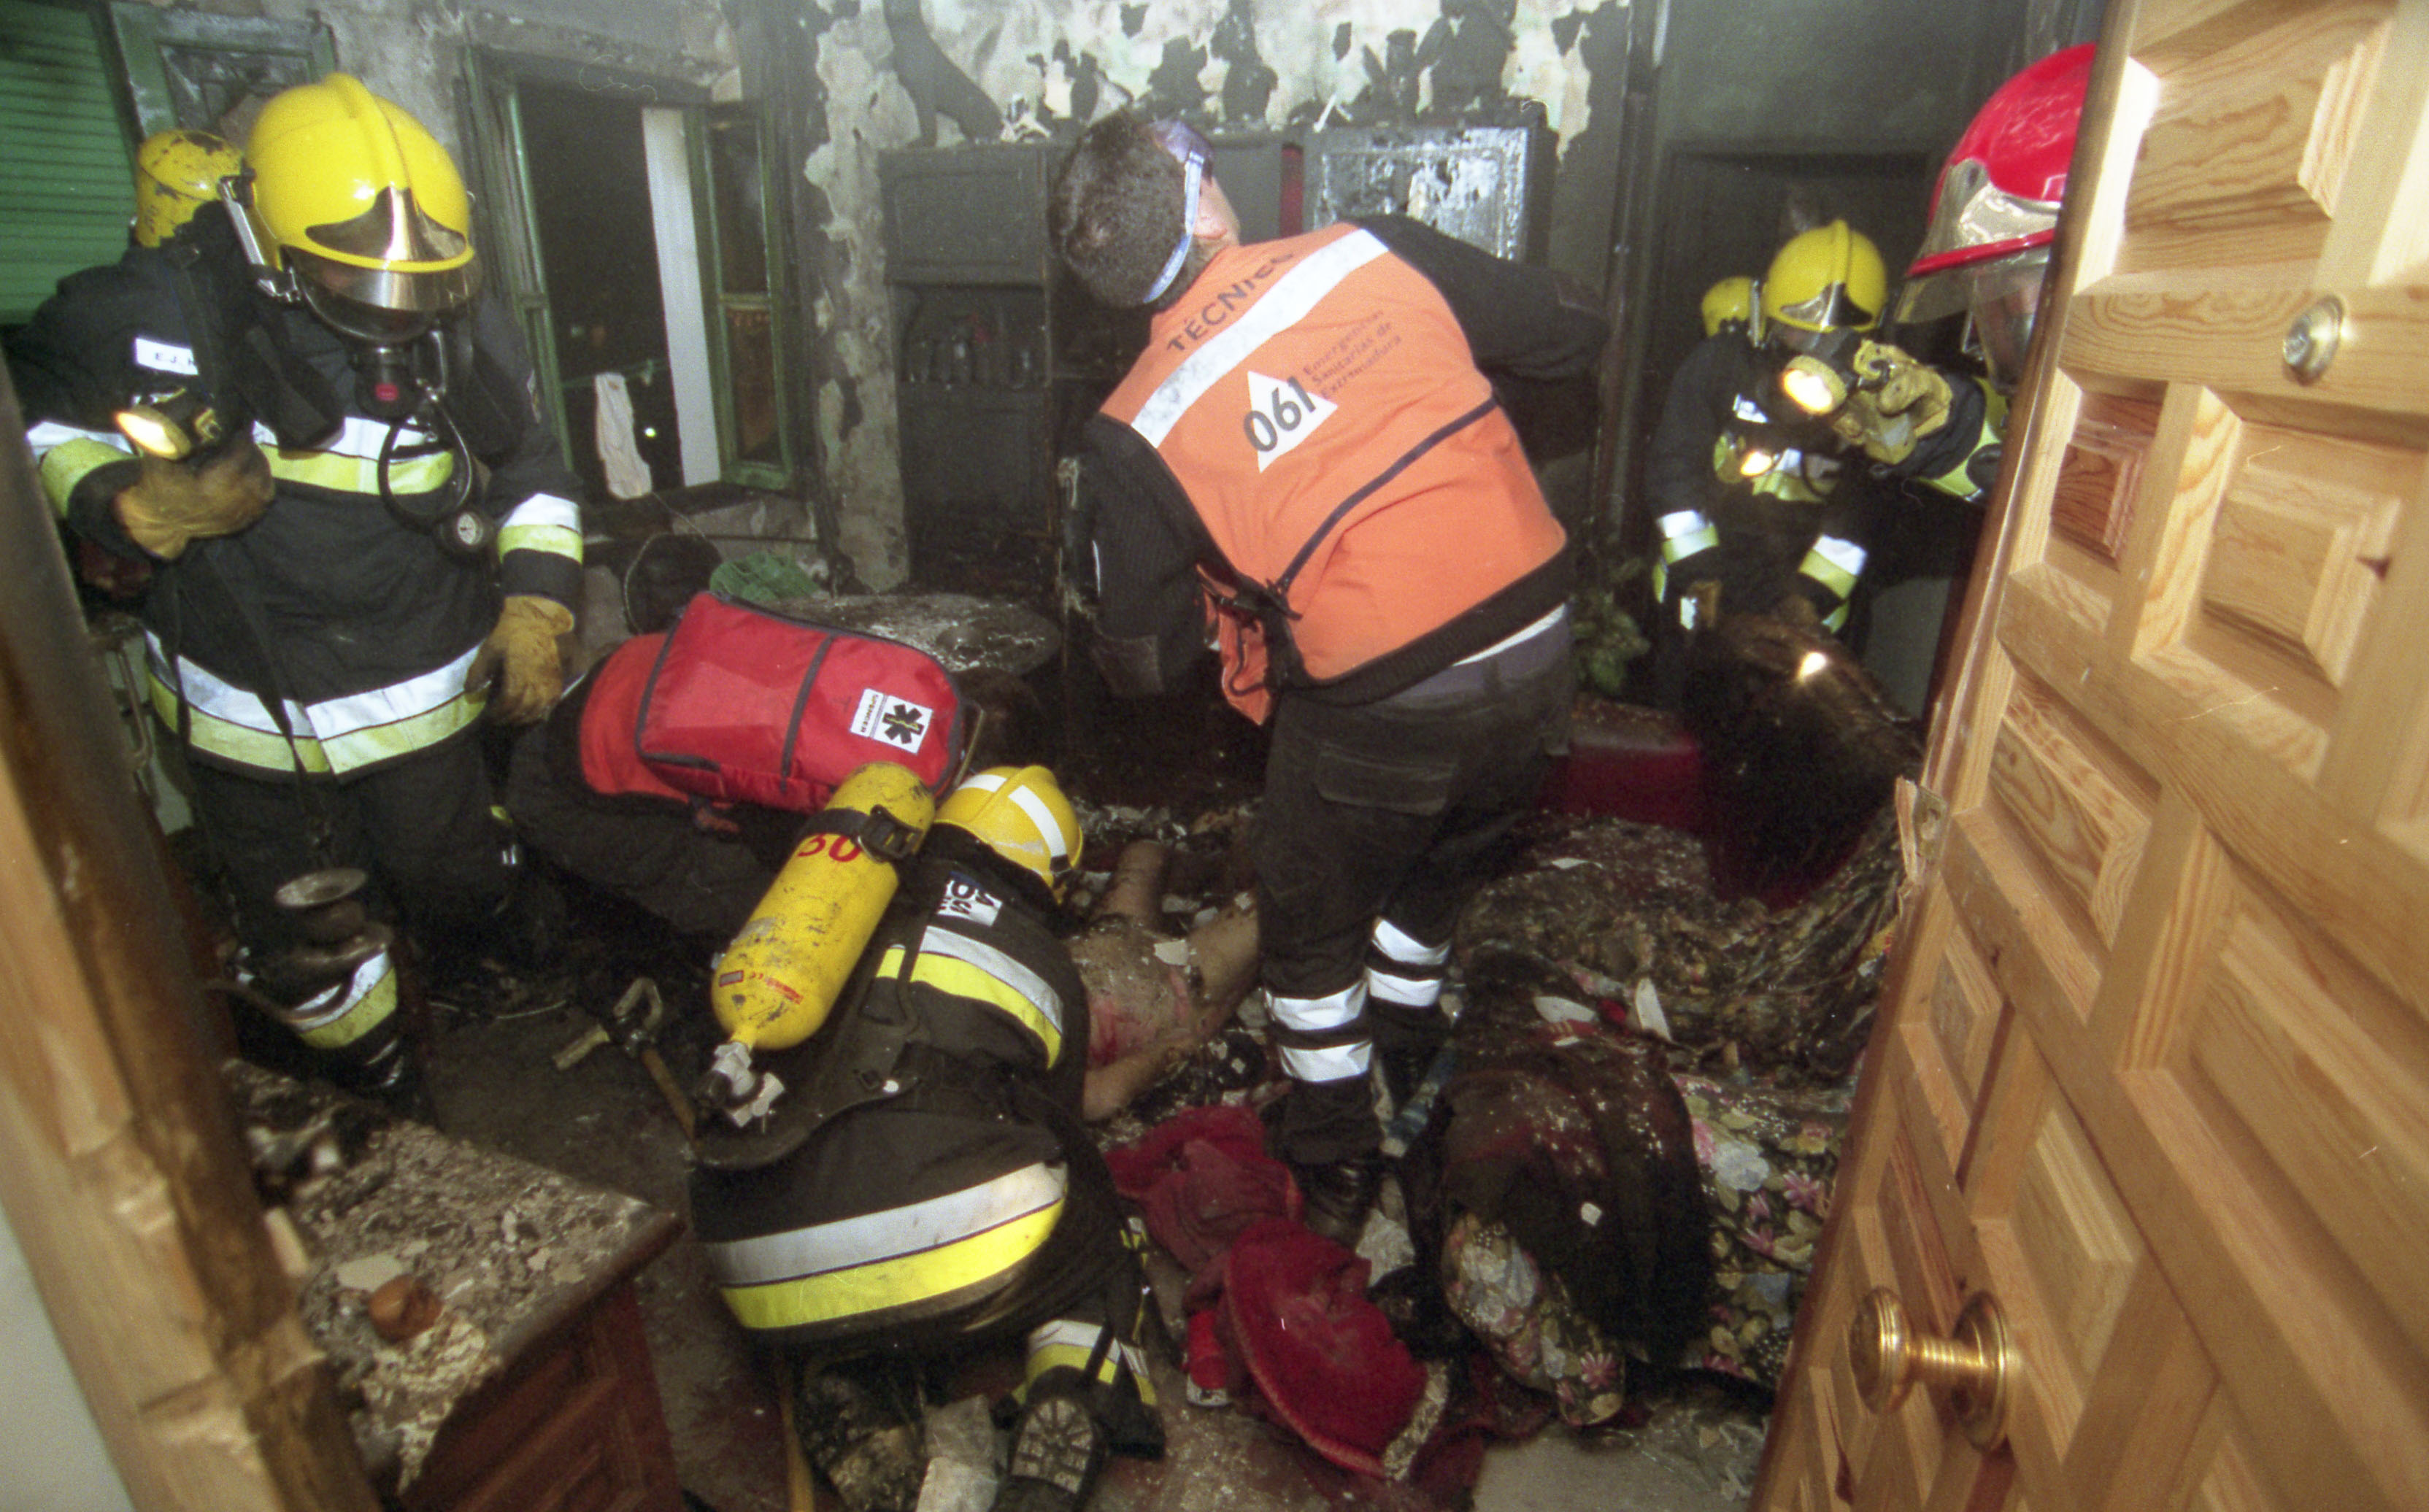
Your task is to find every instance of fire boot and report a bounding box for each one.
[1290,1153,1383,1249]
[247,867,426,1116]
[793,1359,926,1512]
[993,1367,1112,1512]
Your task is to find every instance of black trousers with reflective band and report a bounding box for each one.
[1253,622,1574,1163]
[188,731,515,956]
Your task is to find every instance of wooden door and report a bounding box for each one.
[1752,2,2429,1509]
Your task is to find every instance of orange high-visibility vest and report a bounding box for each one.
[1099,225,1566,722]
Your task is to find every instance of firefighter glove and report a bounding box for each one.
[112,439,274,558]
[1831,340,1955,466]
[470,595,575,724]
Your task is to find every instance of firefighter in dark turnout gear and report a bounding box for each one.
[689,767,1160,1512]
[1049,112,1600,1241]
[1643,225,1909,649]
[6,76,583,1095]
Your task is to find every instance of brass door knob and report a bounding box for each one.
[1849,1288,2017,1449]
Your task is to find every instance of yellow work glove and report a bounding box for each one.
[1831,340,1955,466]
[112,438,274,558]
[469,595,575,724]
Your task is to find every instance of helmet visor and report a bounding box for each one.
[1895,245,2047,381]
[291,247,479,343]
[1909,158,2061,281]
[306,184,469,265]
[1771,279,1877,335]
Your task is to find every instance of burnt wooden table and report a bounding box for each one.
[229,1063,685,1512]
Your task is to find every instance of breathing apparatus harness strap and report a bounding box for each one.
[371,328,490,557]
[158,245,339,866]
[797,801,928,865]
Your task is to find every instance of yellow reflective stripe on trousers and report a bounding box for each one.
[496,492,584,564]
[35,433,132,514]
[1025,1319,1158,1406]
[1798,533,1867,598]
[1653,510,1720,565]
[285,949,399,1049]
[146,638,488,776]
[707,1163,1069,1333]
[875,932,1067,1066]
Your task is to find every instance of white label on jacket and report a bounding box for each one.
[1244,369,1336,472]
[134,337,199,376]
[852,689,934,753]
[937,876,1001,927]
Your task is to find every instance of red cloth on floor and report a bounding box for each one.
[1104,1104,1301,1276]
[1216,1218,1428,1480]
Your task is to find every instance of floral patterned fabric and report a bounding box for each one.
[1439,1211,1628,1428]
[1674,1072,1851,1389]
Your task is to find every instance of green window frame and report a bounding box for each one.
[1,0,134,327]
[463,48,795,493]
[693,104,794,491]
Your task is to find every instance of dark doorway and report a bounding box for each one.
[516,82,683,500]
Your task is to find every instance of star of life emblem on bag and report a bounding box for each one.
[852,689,934,753]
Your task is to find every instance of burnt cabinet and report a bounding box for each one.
[882,144,1136,599]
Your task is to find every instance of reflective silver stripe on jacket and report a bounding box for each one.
[497,491,584,561]
[26,420,129,455]
[1128,230,1390,448]
[915,925,1066,1043]
[702,1160,1069,1288]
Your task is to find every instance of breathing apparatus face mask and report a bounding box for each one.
[347,335,431,423]
[304,281,490,558]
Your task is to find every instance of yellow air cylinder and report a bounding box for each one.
[711,761,936,1053]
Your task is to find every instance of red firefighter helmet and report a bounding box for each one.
[1897,45,2095,379]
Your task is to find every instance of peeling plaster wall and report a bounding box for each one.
[799,0,1626,589]
[139,0,741,156]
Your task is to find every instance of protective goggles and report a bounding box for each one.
[1143,119,1214,304]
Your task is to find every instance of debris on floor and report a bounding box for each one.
[225,1059,679,1490]
[190,608,1924,1512]
[1458,804,1903,1084]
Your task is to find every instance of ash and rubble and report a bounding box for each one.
[226,1060,673,1489]
[1456,804,1903,1086]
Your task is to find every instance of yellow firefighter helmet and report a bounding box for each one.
[133,131,244,249]
[240,73,477,340]
[937,766,1082,900]
[1761,220,1887,341]
[1700,275,1756,339]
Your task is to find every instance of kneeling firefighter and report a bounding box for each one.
[689,766,1162,1512]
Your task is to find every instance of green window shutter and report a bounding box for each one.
[0,0,134,326]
